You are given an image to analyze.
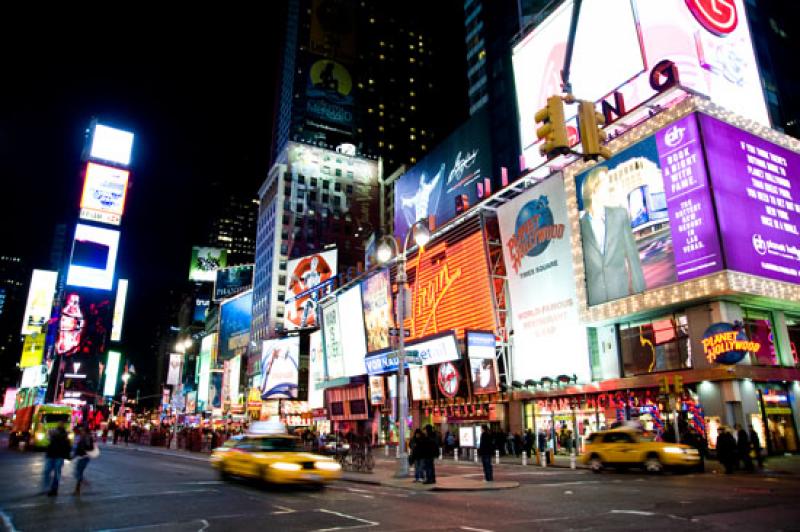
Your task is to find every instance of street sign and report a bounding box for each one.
[388,328,411,338]
[404,350,422,365]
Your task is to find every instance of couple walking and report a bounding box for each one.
[410,425,438,484]
[43,424,97,496]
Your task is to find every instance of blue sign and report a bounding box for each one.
[219,291,252,361]
[214,265,253,301]
[394,108,494,243]
[702,322,760,365]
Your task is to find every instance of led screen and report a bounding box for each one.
[218,290,252,361]
[56,289,113,358]
[79,162,129,225]
[110,279,127,342]
[261,337,300,399]
[213,264,254,301]
[337,285,368,377]
[308,330,325,409]
[89,124,134,166]
[21,269,58,335]
[513,0,769,171]
[103,350,121,397]
[361,269,392,353]
[20,333,45,368]
[66,224,120,291]
[466,331,499,395]
[188,246,228,282]
[574,114,722,306]
[285,250,337,330]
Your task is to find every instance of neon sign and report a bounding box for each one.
[685,0,738,36]
[702,322,760,365]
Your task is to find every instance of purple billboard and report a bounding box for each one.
[700,115,800,284]
[576,114,722,306]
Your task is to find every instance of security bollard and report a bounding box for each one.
[474,448,479,463]
[384,444,389,457]
[439,448,443,461]
[570,450,576,470]
[522,450,527,466]
[541,450,547,468]
[454,447,459,462]
[495,449,500,465]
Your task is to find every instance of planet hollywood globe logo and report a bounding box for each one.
[505,195,565,274]
[702,322,760,365]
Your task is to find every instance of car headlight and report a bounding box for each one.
[685,448,699,455]
[270,462,302,471]
[35,432,45,441]
[663,446,685,454]
[315,461,342,471]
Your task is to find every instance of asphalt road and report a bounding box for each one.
[2,440,800,531]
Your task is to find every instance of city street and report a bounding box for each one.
[2,439,800,531]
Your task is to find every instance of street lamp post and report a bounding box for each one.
[377,220,431,478]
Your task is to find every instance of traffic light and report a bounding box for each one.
[659,376,670,395]
[577,100,611,160]
[535,95,570,159]
[674,375,683,395]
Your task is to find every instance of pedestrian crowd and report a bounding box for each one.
[715,423,765,473]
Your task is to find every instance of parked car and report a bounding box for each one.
[581,428,700,473]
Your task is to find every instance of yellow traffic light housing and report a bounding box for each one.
[577,100,611,160]
[659,376,670,395]
[674,375,683,395]
[535,96,570,159]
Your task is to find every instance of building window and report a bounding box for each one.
[743,308,780,366]
[619,315,691,376]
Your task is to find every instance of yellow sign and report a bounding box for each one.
[702,331,760,364]
[20,333,45,368]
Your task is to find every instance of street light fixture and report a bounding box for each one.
[376,219,431,478]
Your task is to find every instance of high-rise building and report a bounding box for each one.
[0,254,27,392]
[271,0,469,177]
[206,192,259,266]
[252,143,380,345]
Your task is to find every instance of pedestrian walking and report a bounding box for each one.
[749,425,764,469]
[716,426,738,474]
[72,426,96,495]
[478,425,494,482]
[736,424,754,471]
[422,425,438,484]
[410,429,425,482]
[43,422,71,496]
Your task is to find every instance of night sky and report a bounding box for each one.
[1,13,283,392]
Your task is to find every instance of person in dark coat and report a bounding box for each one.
[478,425,494,481]
[523,429,534,457]
[680,428,706,472]
[749,425,764,469]
[72,426,95,495]
[736,424,754,471]
[43,423,71,496]
[716,426,738,474]
[410,429,425,482]
[422,425,438,484]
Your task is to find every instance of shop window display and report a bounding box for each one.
[619,315,690,376]
[742,309,779,366]
[785,314,800,366]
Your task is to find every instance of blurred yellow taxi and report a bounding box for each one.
[581,428,700,473]
[211,423,341,485]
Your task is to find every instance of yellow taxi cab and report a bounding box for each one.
[581,428,700,473]
[210,421,341,485]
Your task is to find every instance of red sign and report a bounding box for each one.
[437,362,460,398]
[685,0,738,36]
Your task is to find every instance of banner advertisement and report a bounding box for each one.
[365,332,460,376]
[369,376,385,405]
[321,300,345,379]
[167,353,183,386]
[197,334,215,410]
[185,391,197,415]
[20,365,47,389]
[66,224,120,291]
[218,290,252,361]
[21,269,58,335]
[513,0,768,171]
[409,366,431,401]
[260,337,300,399]
[56,289,113,358]
[699,115,800,284]
[194,297,210,323]
[338,285,368,377]
[110,279,128,342]
[228,355,241,406]
[285,250,337,330]
[188,246,228,282]
[575,114,722,306]
[361,269,392,353]
[305,55,355,133]
[20,333,45,368]
[498,174,591,383]
[103,350,121,397]
[209,370,223,410]
[213,264,254,301]
[466,331,499,395]
[308,330,325,409]
[394,108,493,244]
[79,162,129,226]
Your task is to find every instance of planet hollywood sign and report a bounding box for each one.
[702,322,761,365]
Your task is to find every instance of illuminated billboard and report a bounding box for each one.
[498,175,591,382]
[110,279,128,342]
[66,224,120,291]
[394,108,493,244]
[103,350,121,397]
[188,246,228,282]
[21,269,58,335]
[56,289,113,357]
[219,290,252,361]
[574,114,722,306]
[409,366,431,401]
[466,331,499,395]
[89,123,134,167]
[197,334,217,410]
[321,300,345,379]
[213,264,254,301]
[285,250,337,330]
[20,333,45,368]
[338,284,368,377]
[79,162,129,226]
[361,269,392,353]
[308,330,325,409]
[260,337,300,399]
[513,0,769,171]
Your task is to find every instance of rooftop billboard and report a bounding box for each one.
[213,264,254,301]
[285,249,337,330]
[79,162,129,226]
[21,269,58,335]
[89,124,134,167]
[66,224,120,291]
[188,246,228,282]
[218,290,252,361]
